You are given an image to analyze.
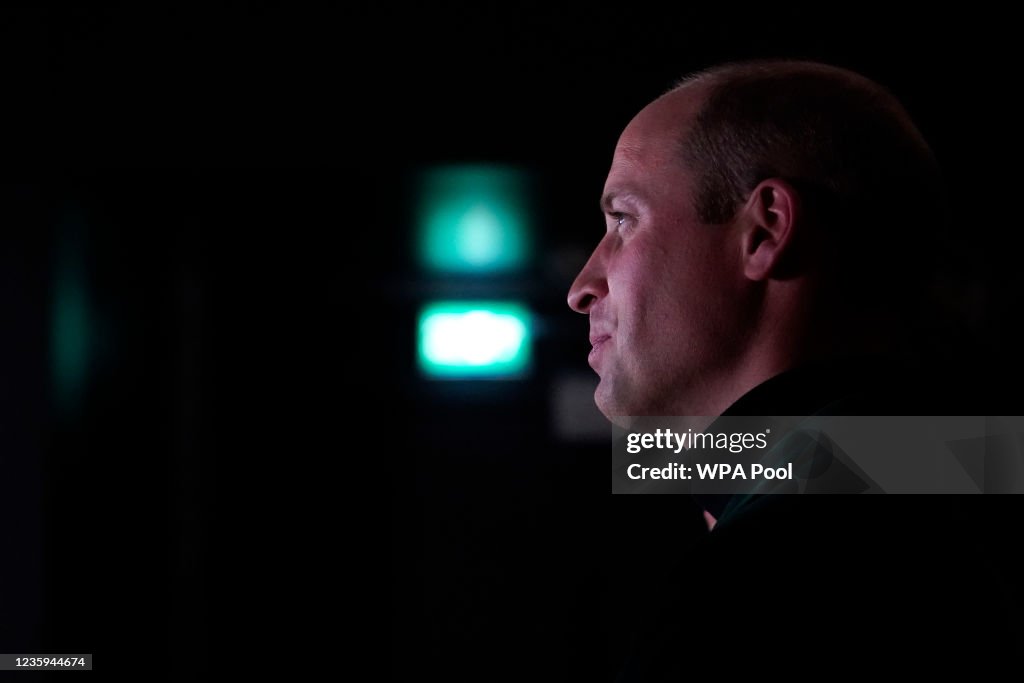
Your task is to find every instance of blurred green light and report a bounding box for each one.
[417,165,532,273]
[418,301,532,379]
[52,209,93,418]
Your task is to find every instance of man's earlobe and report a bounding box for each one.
[741,178,800,281]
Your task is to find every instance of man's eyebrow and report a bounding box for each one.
[600,189,643,212]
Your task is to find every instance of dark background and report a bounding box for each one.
[1,4,1021,680]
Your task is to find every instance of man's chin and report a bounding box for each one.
[594,384,637,428]
[606,414,637,429]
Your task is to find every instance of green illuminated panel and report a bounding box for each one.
[417,166,532,273]
[418,301,532,379]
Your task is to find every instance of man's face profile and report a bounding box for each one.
[567,86,751,420]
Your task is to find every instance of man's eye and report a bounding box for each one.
[610,212,631,230]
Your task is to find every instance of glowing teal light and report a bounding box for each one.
[52,208,94,417]
[417,166,532,273]
[418,302,532,379]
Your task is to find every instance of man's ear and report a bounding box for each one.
[737,178,801,281]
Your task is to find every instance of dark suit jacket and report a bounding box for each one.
[614,358,1022,679]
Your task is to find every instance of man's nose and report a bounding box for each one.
[567,245,608,314]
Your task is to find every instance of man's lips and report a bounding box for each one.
[588,334,611,366]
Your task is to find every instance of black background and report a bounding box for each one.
[1,4,1021,680]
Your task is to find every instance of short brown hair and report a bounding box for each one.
[677,60,946,306]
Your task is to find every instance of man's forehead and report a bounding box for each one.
[611,138,647,165]
[602,85,707,197]
[612,105,697,165]
[618,85,705,148]
[606,128,678,181]
[602,153,644,200]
